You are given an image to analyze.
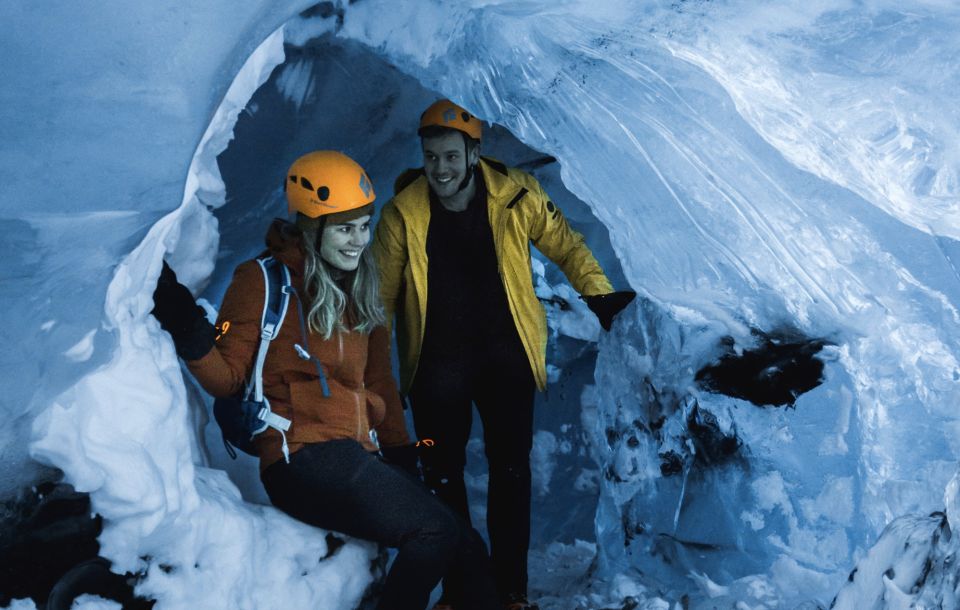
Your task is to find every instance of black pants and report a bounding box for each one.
[408,343,536,602]
[261,439,499,610]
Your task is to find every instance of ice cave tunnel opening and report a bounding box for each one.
[200,24,635,546]
[199,17,833,571]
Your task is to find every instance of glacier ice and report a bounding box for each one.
[6,4,377,609]
[2,0,960,608]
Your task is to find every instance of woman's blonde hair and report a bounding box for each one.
[298,216,385,339]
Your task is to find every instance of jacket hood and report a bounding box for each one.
[264,218,307,280]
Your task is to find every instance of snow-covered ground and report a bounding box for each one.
[3,1,960,608]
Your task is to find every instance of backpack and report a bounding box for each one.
[212,256,331,463]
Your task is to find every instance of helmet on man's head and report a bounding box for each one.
[418,99,482,142]
[285,151,376,219]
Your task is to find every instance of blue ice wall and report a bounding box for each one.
[0,1,312,496]
[4,1,960,608]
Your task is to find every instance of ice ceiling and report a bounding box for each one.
[3,1,960,608]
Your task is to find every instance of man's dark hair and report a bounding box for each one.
[418,125,480,156]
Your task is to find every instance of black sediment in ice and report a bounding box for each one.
[695,332,829,407]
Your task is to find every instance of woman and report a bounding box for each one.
[151,151,499,610]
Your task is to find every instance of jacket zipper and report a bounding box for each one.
[339,333,363,443]
[497,188,542,389]
[354,388,363,443]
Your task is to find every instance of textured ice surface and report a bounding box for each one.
[334,0,960,605]
[832,468,960,609]
[3,0,960,608]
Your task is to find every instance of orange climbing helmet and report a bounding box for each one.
[285,151,376,219]
[418,99,482,141]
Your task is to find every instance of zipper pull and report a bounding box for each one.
[294,344,310,360]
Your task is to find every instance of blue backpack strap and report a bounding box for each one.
[215,256,297,462]
[221,256,331,464]
[259,256,291,342]
[245,257,290,403]
[256,256,331,400]
[245,256,294,461]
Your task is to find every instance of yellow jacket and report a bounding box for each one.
[373,157,613,392]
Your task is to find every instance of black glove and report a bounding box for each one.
[380,443,421,480]
[151,261,216,360]
[583,290,637,331]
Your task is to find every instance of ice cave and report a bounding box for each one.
[2,1,960,609]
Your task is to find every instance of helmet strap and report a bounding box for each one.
[455,169,474,193]
[455,132,476,194]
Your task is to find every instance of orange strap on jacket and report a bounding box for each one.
[215,321,231,341]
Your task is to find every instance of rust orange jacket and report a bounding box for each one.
[187,220,410,469]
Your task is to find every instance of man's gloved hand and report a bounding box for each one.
[380,443,421,479]
[151,261,216,360]
[583,290,637,331]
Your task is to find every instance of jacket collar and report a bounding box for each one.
[477,157,517,201]
[394,157,519,213]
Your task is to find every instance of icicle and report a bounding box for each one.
[672,440,695,535]
[672,399,698,535]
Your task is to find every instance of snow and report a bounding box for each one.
[71,596,121,610]
[63,330,97,363]
[2,0,960,608]
[0,0,312,501]
[0,601,37,610]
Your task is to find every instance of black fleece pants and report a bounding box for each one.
[261,439,499,610]
[408,343,537,602]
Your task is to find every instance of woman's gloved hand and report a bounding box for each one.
[151,261,216,360]
[380,443,422,480]
[583,290,637,331]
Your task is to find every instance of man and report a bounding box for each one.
[373,99,634,610]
